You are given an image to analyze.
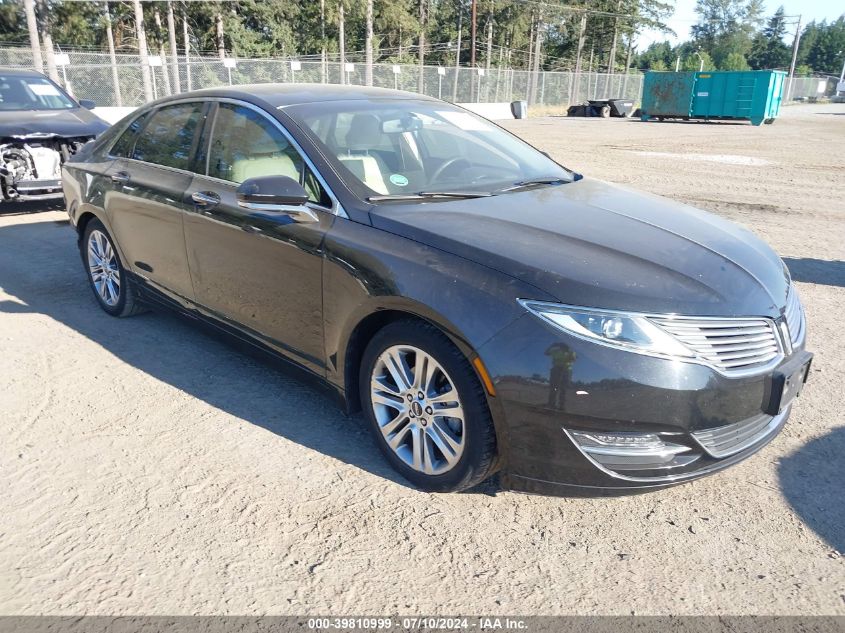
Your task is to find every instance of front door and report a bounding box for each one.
[183,102,335,375]
[104,102,207,303]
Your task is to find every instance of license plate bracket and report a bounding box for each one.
[765,354,812,415]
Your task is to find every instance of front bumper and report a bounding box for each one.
[479,313,812,495]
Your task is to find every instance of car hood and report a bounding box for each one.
[0,107,109,139]
[369,178,790,317]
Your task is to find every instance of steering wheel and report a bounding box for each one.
[429,157,472,184]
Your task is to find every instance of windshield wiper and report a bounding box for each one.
[367,191,493,202]
[496,177,569,193]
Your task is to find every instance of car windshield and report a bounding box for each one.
[0,75,77,111]
[284,99,574,200]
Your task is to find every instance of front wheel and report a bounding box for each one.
[82,219,143,317]
[360,319,498,492]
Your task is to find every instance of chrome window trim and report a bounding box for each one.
[519,299,787,379]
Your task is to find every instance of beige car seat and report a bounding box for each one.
[230,119,300,184]
[337,114,389,194]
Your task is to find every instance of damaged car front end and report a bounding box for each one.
[0,68,109,201]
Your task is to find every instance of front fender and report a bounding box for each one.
[322,216,557,472]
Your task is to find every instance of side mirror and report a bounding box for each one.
[236,175,318,223]
[236,175,308,207]
[79,99,96,110]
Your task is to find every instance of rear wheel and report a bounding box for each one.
[360,319,497,492]
[82,219,143,317]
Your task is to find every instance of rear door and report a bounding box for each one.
[104,102,208,304]
[183,101,336,375]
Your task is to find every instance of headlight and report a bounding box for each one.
[518,300,693,359]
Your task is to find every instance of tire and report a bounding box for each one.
[359,319,498,492]
[81,219,144,317]
[600,105,611,118]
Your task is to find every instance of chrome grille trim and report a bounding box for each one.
[692,408,788,458]
[784,286,805,346]
[649,315,783,376]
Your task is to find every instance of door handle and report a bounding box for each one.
[191,190,220,208]
[110,171,130,185]
[242,224,263,234]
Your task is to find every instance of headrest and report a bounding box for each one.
[345,114,381,151]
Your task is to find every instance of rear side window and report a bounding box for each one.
[132,103,204,170]
[110,113,148,158]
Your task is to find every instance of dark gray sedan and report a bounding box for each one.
[61,84,812,495]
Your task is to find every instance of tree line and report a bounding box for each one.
[636,2,845,75]
[0,0,842,77]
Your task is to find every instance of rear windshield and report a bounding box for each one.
[0,75,76,111]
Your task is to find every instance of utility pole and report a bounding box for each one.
[485,0,493,74]
[365,0,373,86]
[533,13,542,101]
[167,1,180,94]
[183,12,191,92]
[452,1,463,101]
[470,0,477,101]
[525,10,535,101]
[36,0,59,83]
[526,11,534,75]
[786,14,802,101]
[338,0,346,84]
[622,35,634,96]
[216,12,225,59]
[574,12,587,102]
[154,8,172,96]
[23,0,43,72]
[320,0,326,83]
[133,0,153,101]
[607,0,622,74]
[418,0,427,93]
[104,2,122,106]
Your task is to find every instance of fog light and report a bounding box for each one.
[575,431,664,449]
[567,429,697,473]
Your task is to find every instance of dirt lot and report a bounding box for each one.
[1,103,843,616]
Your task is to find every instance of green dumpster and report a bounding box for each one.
[641,70,787,126]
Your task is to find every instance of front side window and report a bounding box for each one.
[285,100,573,199]
[206,103,328,206]
[0,75,76,111]
[132,103,204,171]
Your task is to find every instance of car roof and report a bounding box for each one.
[153,82,439,108]
[0,67,48,78]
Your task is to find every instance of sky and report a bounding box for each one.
[637,0,845,49]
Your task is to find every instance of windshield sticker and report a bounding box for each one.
[389,174,409,187]
[436,110,494,131]
[28,83,61,96]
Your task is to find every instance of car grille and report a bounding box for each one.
[784,286,805,346]
[649,316,782,375]
[691,410,784,458]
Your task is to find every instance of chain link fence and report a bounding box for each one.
[0,47,643,110]
[1,47,835,110]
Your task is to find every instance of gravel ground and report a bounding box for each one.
[1,103,843,616]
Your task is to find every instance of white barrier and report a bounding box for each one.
[91,106,137,124]
[458,102,518,120]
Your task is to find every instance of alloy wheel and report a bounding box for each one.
[370,345,466,475]
[87,229,121,307]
